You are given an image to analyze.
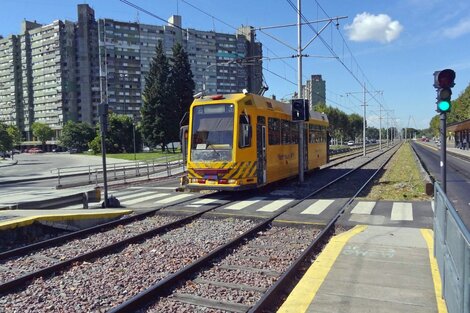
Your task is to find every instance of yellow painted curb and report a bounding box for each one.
[420,229,448,313]
[277,225,367,313]
[0,211,132,231]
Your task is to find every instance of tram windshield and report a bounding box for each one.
[191,104,234,162]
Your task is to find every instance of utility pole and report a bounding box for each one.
[379,104,382,150]
[297,0,305,183]
[362,83,366,156]
[98,21,109,208]
[253,5,346,184]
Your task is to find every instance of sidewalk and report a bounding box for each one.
[0,159,17,167]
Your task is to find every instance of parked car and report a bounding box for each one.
[52,146,67,152]
[28,147,43,153]
[347,140,355,146]
[0,151,11,158]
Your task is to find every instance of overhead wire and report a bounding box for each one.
[119,0,366,111]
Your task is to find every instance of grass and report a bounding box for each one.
[360,141,431,201]
[84,150,182,161]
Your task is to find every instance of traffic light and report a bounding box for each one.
[433,69,455,113]
[291,99,309,121]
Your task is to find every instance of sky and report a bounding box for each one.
[1,0,470,130]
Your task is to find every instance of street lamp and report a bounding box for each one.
[132,116,136,161]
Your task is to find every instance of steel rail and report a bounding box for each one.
[248,142,402,312]
[0,204,222,294]
[0,191,226,260]
[108,144,401,312]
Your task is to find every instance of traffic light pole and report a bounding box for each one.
[440,112,447,193]
[433,68,455,193]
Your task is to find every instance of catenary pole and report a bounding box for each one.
[297,0,304,183]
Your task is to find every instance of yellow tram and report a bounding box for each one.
[185,93,329,190]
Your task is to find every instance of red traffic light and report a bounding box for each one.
[434,69,456,88]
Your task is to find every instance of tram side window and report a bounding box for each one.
[239,114,252,148]
[268,117,280,145]
[281,120,290,144]
[291,121,299,144]
[309,124,315,143]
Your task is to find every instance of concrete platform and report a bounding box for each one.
[0,208,132,231]
[278,225,447,313]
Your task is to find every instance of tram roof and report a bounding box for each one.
[192,93,329,123]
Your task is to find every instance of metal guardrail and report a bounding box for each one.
[50,155,183,188]
[434,183,470,313]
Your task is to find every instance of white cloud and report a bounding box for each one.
[443,18,470,38]
[345,12,403,44]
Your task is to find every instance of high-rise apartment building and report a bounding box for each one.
[0,35,21,129]
[303,74,326,108]
[0,4,263,140]
[100,15,262,118]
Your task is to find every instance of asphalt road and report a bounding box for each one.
[0,152,135,185]
[412,142,470,228]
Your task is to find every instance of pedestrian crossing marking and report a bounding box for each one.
[223,198,266,211]
[129,186,176,190]
[301,199,335,215]
[391,202,413,221]
[351,201,376,215]
[108,191,155,201]
[257,199,293,212]
[154,194,193,204]
[185,198,223,208]
[122,193,169,206]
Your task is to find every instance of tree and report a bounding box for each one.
[89,113,142,154]
[0,122,13,158]
[366,127,379,140]
[448,82,470,123]
[59,121,96,152]
[429,115,440,136]
[32,122,53,150]
[169,42,195,141]
[141,41,172,149]
[6,125,22,147]
[348,114,363,141]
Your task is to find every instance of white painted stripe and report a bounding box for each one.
[106,191,155,201]
[431,200,435,213]
[192,198,222,205]
[257,199,293,212]
[122,193,169,205]
[351,201,376,215]
[391,202,413,221]
[185,198,222,208]
[154,194,193,204]
[300,199,335,215]
[129,186,176,190]
[223,198,266,211]
[65,191,167,209]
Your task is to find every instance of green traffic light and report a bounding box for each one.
[438,100,451,112]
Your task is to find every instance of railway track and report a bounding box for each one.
[1,144,387,254]
[0,144,400,312]
[111,143,401,312]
